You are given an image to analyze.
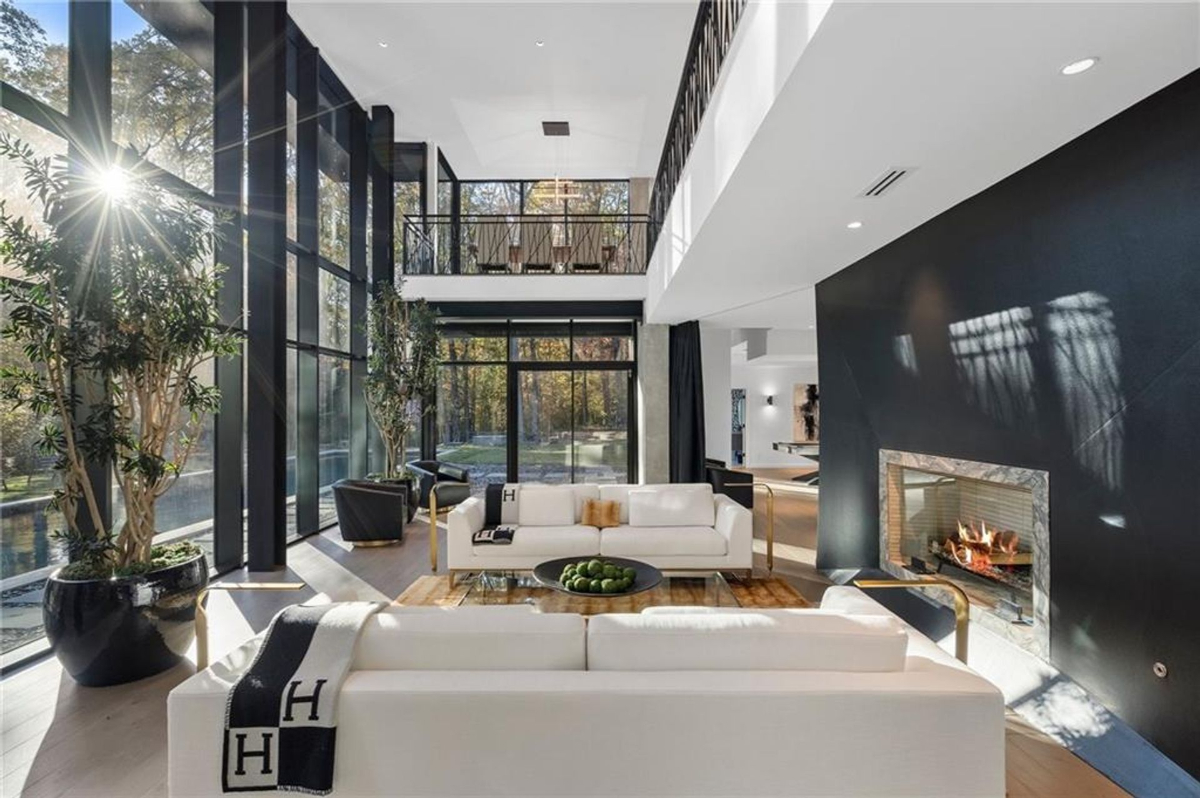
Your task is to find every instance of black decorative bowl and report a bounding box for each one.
[532,556,663,597]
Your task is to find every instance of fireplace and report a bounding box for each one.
[879,449,1049,658]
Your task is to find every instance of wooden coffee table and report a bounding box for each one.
[393,573,812,614]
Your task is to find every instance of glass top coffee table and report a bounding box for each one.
[458,569,741,614]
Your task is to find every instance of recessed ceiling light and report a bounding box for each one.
[1061,57,1097,76]
[846,221,863,229]
[535,40,545,48]
[378,41,389,49]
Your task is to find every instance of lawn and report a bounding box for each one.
[437,441,627,468]
[0,473,57,503]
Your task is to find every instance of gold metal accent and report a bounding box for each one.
[429,487,438,572]
[352,539,400,548]
[195,581,306,670]
[426,487,457,572]
[752,482,776,573]
[853,577,971,663]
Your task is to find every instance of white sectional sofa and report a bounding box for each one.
[446,483,753,577]
[168,589,1006,797]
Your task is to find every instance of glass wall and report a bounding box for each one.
[112,1,214,192]
[436,320,635,492]
[0,108,66,644]
[314,89,358,528]
[456,179,630,216]
[0,0,69,112]
[0,1,377,661]
[461,181,521,216]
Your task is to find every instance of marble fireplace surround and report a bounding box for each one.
[878,448,1050,659]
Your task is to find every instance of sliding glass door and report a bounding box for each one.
[571,370,630,484]
[515,369,573,484]
[514,366,632,485]
[436,319,636,491]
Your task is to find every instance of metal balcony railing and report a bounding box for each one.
[400,214,656,276]
[648,0,748,254]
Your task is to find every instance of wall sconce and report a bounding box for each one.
[766,395,775,406]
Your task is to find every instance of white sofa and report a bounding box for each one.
[447,483,753,577]
[168,590,1006,797]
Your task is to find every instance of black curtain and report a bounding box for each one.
[669,321,707,483]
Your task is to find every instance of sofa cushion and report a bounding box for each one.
[628,485,714,528]
[587,610,908,672]
[353,606,586,671]
[518,485,577,526]
[600,525,727,557]
[473,525,600,558]
[598,485,637,523]
[568,484,600,521]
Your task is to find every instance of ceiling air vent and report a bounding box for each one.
[861,167,914,197]
[542,121,570,137]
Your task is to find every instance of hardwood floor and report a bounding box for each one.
[1,504,1128,797]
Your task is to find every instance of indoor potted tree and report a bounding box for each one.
[0,135,239,685]
[363,279,438,523]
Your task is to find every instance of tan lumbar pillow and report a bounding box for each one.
[581,498,622,529]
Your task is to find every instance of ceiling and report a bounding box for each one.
[651,1,1200,330]
[288,1,697,179]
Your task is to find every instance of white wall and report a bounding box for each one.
[732,360,818,468]
[700,327,732,465]
[645,0,831,323]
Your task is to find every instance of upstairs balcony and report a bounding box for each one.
[400,213,655,276]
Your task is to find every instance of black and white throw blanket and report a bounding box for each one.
[472,524,516,545]
[222,602,384,794]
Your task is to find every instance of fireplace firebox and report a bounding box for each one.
[879,449,1049,658]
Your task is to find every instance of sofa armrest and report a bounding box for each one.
[447,495,486,567]
[714,494,753,567]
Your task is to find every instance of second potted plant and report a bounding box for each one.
[362,278,438,524]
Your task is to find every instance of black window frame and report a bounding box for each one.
[433,318,639,486]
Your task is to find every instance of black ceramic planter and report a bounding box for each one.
[43,553,209,687]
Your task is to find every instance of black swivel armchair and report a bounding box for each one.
[705,458,754,509]
[332,479,408,547]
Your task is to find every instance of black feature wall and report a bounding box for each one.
[815,69,1200,778]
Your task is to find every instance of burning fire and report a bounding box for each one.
[943,520,1020,575]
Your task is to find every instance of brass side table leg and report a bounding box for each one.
[193,582,306,671]
[195,588,210,672]
[853,577,971,663]
[752,482,776,574]
[429,488,439,572]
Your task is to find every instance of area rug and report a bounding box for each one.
[395,575,812,613]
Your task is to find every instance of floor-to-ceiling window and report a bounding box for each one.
[436,319,636,493]
[392,141,425,277]
[0,0,225,658]
[310,66,367,529]
[438,323,509,490]
[0,0,380,662]
[108,0,219,560]
[0,108,68,655]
